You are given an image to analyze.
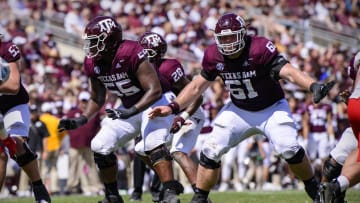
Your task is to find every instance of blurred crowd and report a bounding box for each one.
[0,0,359,199]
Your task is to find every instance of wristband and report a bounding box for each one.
[309,82,317,93]
[78,115,88,125]
[180,111,190,120]
[168,101,180,114]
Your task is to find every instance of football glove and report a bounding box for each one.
[58,115,88,132]
[170,116,186,134]
[310,80,336,104]
[106,106,138,120]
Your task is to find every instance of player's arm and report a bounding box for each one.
[133,60,162,112]
[173,76,203,117]
[0,60,21,94]
[174,75,211,112]
[277,61,335,103]
[58,76,106,132]
[149,74,211,118]
[82,77,107,120]
[278,63,316,90]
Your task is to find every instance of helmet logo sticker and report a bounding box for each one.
[98,19,117,33]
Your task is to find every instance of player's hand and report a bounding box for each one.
[58,115,88,132]
[105,106,138,120]
[170,116,186,134]
[148,106,172,119]
[1,136,17,158]
[310,80,336,103]
[339,89,351,105]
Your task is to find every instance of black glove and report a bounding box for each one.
[58,115,88,132]
[105,106,138,120]
[310,80,335,104]
[170,116,186,134]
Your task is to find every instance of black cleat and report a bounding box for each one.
[319,180,346,203]
[161,189,180,203]
[33,184,51,203]
[190,193,208,203]
[130,191,142,201]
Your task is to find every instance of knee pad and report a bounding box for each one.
[14,142,37,167]
[199,152,221,169]
[323,156,342,181]
[284,147,305,164]
[145,144,172,166]
[93,152,117,169]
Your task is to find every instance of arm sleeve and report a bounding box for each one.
[268,55,289,81]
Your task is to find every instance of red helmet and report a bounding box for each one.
[214,13,247,55]
[348,51,360,80]
[83,16,122,59]
[138,32,167,63]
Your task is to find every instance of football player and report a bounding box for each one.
[0,33,51,202]
[58,16,181,203]
[148,13,335,203]
[319,51,360,203]
[136,31,205,198]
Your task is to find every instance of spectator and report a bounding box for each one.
[64,91,102,196]
[39,102,67,195]
[64,1,86,36]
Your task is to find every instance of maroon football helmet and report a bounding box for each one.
[138,32,167,63]
[214,13,247,55]
[348,51,360,80]
[82,16,122,59]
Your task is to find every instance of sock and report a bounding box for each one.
[303,176,318,200]
[104,181,120,196]
[191,184,196,192]
[32,179,43,187]
[337,176,349,192]
[195,187,209,198]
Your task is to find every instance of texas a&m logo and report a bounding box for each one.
[98,19,117,33]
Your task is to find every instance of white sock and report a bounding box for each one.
[337,175,350,192]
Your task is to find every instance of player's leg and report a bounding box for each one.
[191,103,255,203]
[316,127,357,202]
[321,149,360,203]
[4,104,50,202]
[0,146,7,190]
[263,100,318,200]
[130,154,146,201]
[170,109,205,191]
[91,116,140,203]
[141,96,183,203]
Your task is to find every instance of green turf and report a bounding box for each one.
[1,189,360,203]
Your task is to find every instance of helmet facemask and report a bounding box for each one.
[214,28,246,55]
[83,32,107,58]
[144,48,158,60]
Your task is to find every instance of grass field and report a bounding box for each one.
[1,189,360,203]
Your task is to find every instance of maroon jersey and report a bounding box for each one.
[292,104,306,131]
[84,40,151,108]
[154,58,184,95]
[0,41,29,114]
[201,36,284,111]
[306,103,332,133]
